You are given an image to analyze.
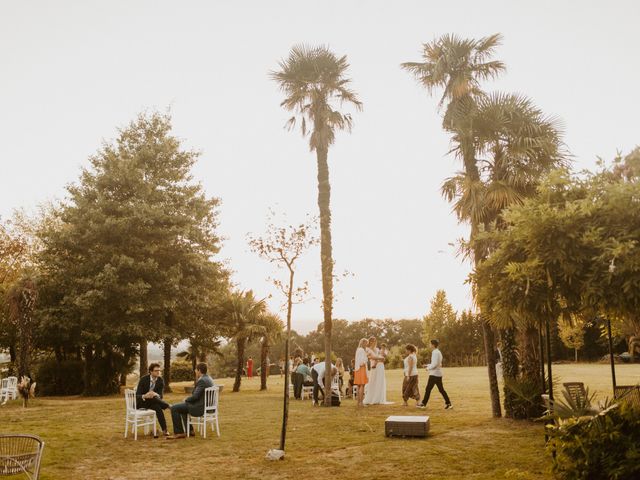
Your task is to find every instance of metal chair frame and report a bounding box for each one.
[0,434,45,479]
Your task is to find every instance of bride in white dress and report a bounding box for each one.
[363,337,391,405]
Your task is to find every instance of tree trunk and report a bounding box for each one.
[260,339,269,391]
[482,320,502,417]
[139,339,148,378]
[163,339,172,393]
[9,343,16,363]
[501,327,519,418]
[280,267,294,450]
[316,145,334,407]
[234,338,246,392]
[521,325,541,386]
[82,345,94,396]
[575,348,578,363]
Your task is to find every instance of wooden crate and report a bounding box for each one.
[385,415,430,438]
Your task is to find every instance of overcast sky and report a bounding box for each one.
[1,1,638,333]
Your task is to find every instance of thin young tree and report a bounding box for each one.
[248,212,317,450]
[271,46,362,406]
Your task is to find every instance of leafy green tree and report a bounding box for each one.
[422,290,456,345]
[37,111,225,395]
[272,45,362,406]
[558,315,586,363]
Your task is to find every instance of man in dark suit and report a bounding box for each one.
[167,362,215,439]
[136,362,171,437]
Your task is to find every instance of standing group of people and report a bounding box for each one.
[354,337,452,410]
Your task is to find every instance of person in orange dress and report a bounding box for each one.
[354,338,369,407]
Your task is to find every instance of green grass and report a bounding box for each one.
[1,363,639,479]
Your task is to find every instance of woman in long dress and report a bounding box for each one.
[354,338,369,407]
[363,337,389,405]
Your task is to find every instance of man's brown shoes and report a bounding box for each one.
[166,433,186,440]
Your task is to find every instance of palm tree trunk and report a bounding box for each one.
[521,325,541,386]
[163,338,172,393]
[260,339,269,391]
[139,339,148,378]
[316,145,334,407]
[234,338,245,392]
[501,327,519,418]
[481,319,501,417]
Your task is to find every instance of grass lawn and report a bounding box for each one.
[1,363,639,480]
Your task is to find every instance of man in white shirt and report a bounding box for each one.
[418,339,452,409]
[311,361,337,405]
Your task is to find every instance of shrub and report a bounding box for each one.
[385,345,404,369]
[547,402,640,479]
[171,361,195,382]
[36,358,84,396]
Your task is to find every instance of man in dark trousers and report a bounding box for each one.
[136,362,171,437]
[418,339,453,409]
[167,362,215,439]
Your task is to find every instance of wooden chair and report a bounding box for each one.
[0,434,45,479]
[187,386,220,438]
[562,382,587,405]
[123,389,156,440]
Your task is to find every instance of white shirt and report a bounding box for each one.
[312,362,335,382]
[355,347,368,369]
[404,353,418,376]
[427,348,443,377]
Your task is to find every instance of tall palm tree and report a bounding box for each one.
[272,45,362,406]
[257,313,284,391]
[441,92,566,416]
[221,291,267,392]
[402,33,505,417]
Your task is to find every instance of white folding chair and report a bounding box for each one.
[187,386,219,438]
[124,389,156,440]
[331,375,341,401]
[0,376,18,403]
[302,384,313,400]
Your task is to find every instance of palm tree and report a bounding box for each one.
[440,92,566,416]
[272,45,362,406]
[402,33,505,417]
[221,291,267,392]
[256,313,284,391]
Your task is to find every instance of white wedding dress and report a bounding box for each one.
[363,347,392,405]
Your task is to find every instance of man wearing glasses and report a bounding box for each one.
[136,363,171,437]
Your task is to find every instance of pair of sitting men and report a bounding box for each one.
[136,361,214,439]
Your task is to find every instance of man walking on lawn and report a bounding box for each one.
[418,339,453,410]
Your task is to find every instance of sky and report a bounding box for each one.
[1,1,639,334]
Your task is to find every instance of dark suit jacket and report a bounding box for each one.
[136,374,165,405]
[185,374,215,416]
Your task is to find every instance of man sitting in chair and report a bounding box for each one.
[167,362,214,439]
[136,362,170,438]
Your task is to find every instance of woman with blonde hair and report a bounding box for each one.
[354,338,369,407]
